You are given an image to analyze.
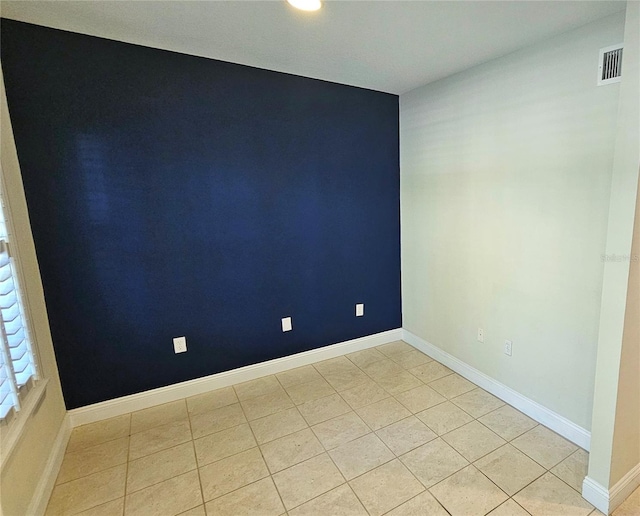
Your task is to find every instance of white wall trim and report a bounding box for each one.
[582,476,610,514]
[68,329,402,427]
[609,462,640,513]
[402,330,592,450]
[1,378,49,467]
[582,463,640,515]
[25,413,70,516]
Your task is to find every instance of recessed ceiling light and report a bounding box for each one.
[287,0,322,12]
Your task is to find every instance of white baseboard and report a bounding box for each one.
[582,476,609,514]
[609,462,640,513]
[402,330,591,451]
[582,463,640,515]
[26,414,70,516]
[69,329,403,427]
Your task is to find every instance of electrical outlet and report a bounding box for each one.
[477,327,484,343]
[504,340,513,356]
[356,303,364,317]
[173,336,187,354]
[281,317,292,332]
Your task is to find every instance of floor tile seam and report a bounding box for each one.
[280,378,320,418]
[334,452,398,483]
[54,453,130,487]
[125,460,199,497]
[190,417,251,441]
[250,409,311,446]
[398,450,471,491]
[73,415,130,515]
[388,348,434,363]
[286,383,339,406]
[493,468,548,503]
[57,471,127,516]
[238,400,289,513]
[335,383,393,411]
[447,395,507,420]
[547,468,592,497]
[198,460,271,505]
[419,370,456,382]
[336,453,408,489]
[510,470,595,513]
[439,420,508,460]
[378,489,450,516]
[345,458,427,515]
[55,352,532,514]
[186,391,239,417]
[548,450,589,494]
[65,492,124,516]
[425,464,511,516]
[372,373,427,397]
[499,497,534,516]
[270,452,347,512]
[67,351,581,514]
[126,470,203,515]
[63,433,131,459]
[311,410,380,455]
[82,497,129,516]
[189,433,207,516]
[126,436,198,467]
[240,392,297,421]
[466,461,514,500]
[475,410,540,441]
[129,400,189,435]
[312,361,360,380]
[345,353,388,371]
[48,462,129,511]
[298,392,353,425]
[509,433,577,471]
[392,392,449,415]
[187,400,246,419]
[275,369,330,395]
[123,420,202,514]
[128,432,193,463]
[66,429,132,455]
[374,424,440,456]
[127,417,192,445]
[233,375,290,403]
[263,441,326,476]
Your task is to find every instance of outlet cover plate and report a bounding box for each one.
[282,317,292,332]
[477,328,484,343]
[173,336,187,354]
[356,303,364,317]
[504,340,513,356]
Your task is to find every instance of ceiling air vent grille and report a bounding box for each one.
[598,44,623,85]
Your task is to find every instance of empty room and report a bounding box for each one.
[0,1,638,515]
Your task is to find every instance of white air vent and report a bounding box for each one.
[598,44,623,85]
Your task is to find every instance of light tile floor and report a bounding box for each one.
[45,341,639,516]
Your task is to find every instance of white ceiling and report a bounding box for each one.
[0,0,626,94]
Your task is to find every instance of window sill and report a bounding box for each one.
[0,378,49,469]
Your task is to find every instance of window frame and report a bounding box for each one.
[0,167,48,468]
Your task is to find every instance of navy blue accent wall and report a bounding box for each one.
[1,19,401,409]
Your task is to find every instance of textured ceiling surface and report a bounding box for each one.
[0,0,626,93]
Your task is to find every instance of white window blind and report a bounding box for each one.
[0,199,37,421]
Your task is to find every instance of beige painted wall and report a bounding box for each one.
[400,12,625,431]
[0,74,67,515]
[610,171,640,487]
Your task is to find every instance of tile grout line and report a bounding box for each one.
[121,413,132,516]
[236,379,290,514]
[184,398,208,514]
[51,343,592,516]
